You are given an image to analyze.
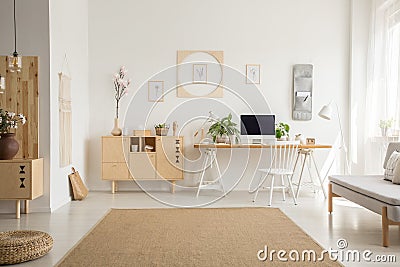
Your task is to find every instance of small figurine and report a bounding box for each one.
[173,121,178,136]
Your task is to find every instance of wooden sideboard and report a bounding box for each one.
[0,158,44,218]
[101,136,184,193]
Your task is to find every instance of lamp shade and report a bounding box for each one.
[0,75,5,92]
[8,54,22,73]
[318,103,333,120]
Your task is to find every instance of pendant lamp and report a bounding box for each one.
[8,0,22,73]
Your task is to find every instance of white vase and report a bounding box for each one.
[111,118,122,136]
[381,127,388,137]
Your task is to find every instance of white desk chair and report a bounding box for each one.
[253,142,298,206]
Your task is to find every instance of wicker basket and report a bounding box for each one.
[155,127,169,136]
[0,230,53,265]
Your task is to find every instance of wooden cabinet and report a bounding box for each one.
[101,136,184,193]
[101,137,131,193]
[155,136,183,180]
[0,158,44,218]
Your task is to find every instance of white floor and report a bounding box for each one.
[1,189,399,267]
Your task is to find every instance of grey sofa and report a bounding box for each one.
[328,142,400,247]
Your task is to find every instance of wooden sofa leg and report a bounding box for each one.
[382,207,389,247]
[328,183,333,213]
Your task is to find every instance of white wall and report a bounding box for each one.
[87,0,351,191]
[49,0,89,211]
[0,0,51,213]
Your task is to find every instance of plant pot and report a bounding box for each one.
[381,127,388,137]
[111,118,122,136]
[155,127,169,136]
[0,133,19,160]
[277,136,288,141]
[216,135,229,143]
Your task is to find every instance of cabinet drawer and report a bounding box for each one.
[102,162,130,180]
[129,153,156,179]
[0,162,32,199]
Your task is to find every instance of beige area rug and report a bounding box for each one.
[57,208,340,266]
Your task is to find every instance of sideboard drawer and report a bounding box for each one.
[102,162,130,180]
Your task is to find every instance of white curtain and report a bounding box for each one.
[364,0,400,173]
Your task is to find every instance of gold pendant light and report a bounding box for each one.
[8,0,22,73]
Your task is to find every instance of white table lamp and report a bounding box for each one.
[318,101,350,174]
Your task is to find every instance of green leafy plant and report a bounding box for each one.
[0,108,26,134]
[207,113,240,143]
[275,122,290,139]
[155,123,169,129]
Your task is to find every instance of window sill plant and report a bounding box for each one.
[380,119,394,137]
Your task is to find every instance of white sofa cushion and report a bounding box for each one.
[384,151,400,181]
[392,158,400,184]
[330,175,400,206]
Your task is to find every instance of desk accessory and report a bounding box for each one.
[306,138,315,145]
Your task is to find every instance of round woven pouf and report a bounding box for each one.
[0,230,53,265]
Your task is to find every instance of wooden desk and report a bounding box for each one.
[194,143,332,149]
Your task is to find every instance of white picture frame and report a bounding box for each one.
[246,64,260,84]
[148,81,164,102]
[193,64,208,83]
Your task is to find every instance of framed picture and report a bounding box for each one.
[148,81,164,102]
[193,64,208,83]
[246,64,260,84]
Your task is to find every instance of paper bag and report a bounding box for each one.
[68,167,88,200]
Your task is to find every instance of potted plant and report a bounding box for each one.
[275,122,290,141]
[155,123,170,136]
[0,109,26,160]
[380,119,394,137]
[207,113,240,143]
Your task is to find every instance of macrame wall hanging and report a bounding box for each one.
[59,54,72,167]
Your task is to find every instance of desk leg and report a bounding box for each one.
[296,153,308,198]
[328,183,333,213]
[291,152,301,182]
[213,151,225,195]
[196,152,209,197]
[311,154,327,198]
[16,200,20,219]
[23,200,29,214]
